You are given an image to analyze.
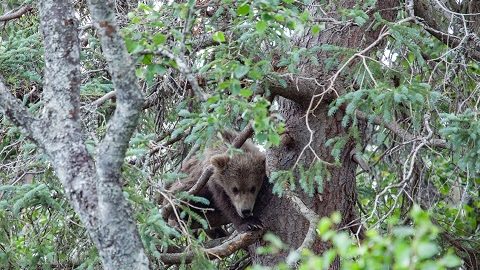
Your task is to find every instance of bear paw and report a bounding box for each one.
[237,217,264,232]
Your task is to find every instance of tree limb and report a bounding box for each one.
[85,0,149,269]
[413,0,480,61]
[354,109,447,148]
[269,76,331,106]
[150,48,208,101]
[284,191,320,252]
[0,5,32,22]
[159,230,264,265]
[0,79,40,144]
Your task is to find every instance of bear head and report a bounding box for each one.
[210,152,266,218]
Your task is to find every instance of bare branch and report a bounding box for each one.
[149,48,208,101]
[0,5,32,22]
[88,90,116,107]
[159,230,264,265]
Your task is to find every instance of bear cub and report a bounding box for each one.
[175,131,266,232]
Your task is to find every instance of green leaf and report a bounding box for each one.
[417,242,438,259]
[237,4,250,16]
[178,109,190,117]
[248,69,262,80]
[256,20,268,33]
[125,38,140,53]
[317,217,332,235]
[234,65,250,79]
[230,79,241,94]
[152,33,166,45]
[332,233,351,255]
[439,254,462,267]
[311,24,324,35]
[239,88,253,97]
[212,31,226,43]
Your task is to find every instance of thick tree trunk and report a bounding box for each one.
[250,0,399,267]
[251,98,357,266]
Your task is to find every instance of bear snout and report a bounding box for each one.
[241,209,253,217]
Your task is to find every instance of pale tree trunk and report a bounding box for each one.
[250,0,399,267]
[0,0,149,269]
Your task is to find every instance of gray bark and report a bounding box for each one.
[0,0,149,269]
[86,1,148,268]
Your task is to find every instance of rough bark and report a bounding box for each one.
[86,1,148,268]
[250,0,399,267]
[0,1,148,269]
[37,0,100,245]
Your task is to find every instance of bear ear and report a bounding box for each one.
[220,130,237,144]
[211,155,230,171]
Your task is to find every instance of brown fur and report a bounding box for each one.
[169,131,266,232]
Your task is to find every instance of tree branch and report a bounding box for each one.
[269,76,330,106]
[0,79,40,144]
[413,0,480,61]
[0,5,32,22]
[159,230,264,265]
[149,48,208,101]
[86,0,149,268]
[284,191,320,252]
[354,109,447,148]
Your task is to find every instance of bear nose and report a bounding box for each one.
[241,210,252,217]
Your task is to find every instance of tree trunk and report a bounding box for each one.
[251,98,358,266]
[250,0,399,266]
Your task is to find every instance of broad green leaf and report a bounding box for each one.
[237,4,250,16]
[212,31,226,43]
[256,20,268,33]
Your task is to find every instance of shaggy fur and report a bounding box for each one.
[169,131,266,232]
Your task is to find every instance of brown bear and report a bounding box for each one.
[169,131,266,232]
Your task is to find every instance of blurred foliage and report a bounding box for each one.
[252,208,462,270]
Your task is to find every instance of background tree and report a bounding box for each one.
[0,0,478,269]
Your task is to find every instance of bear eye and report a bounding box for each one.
[250,187,256,193]
[232,187,239,194]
